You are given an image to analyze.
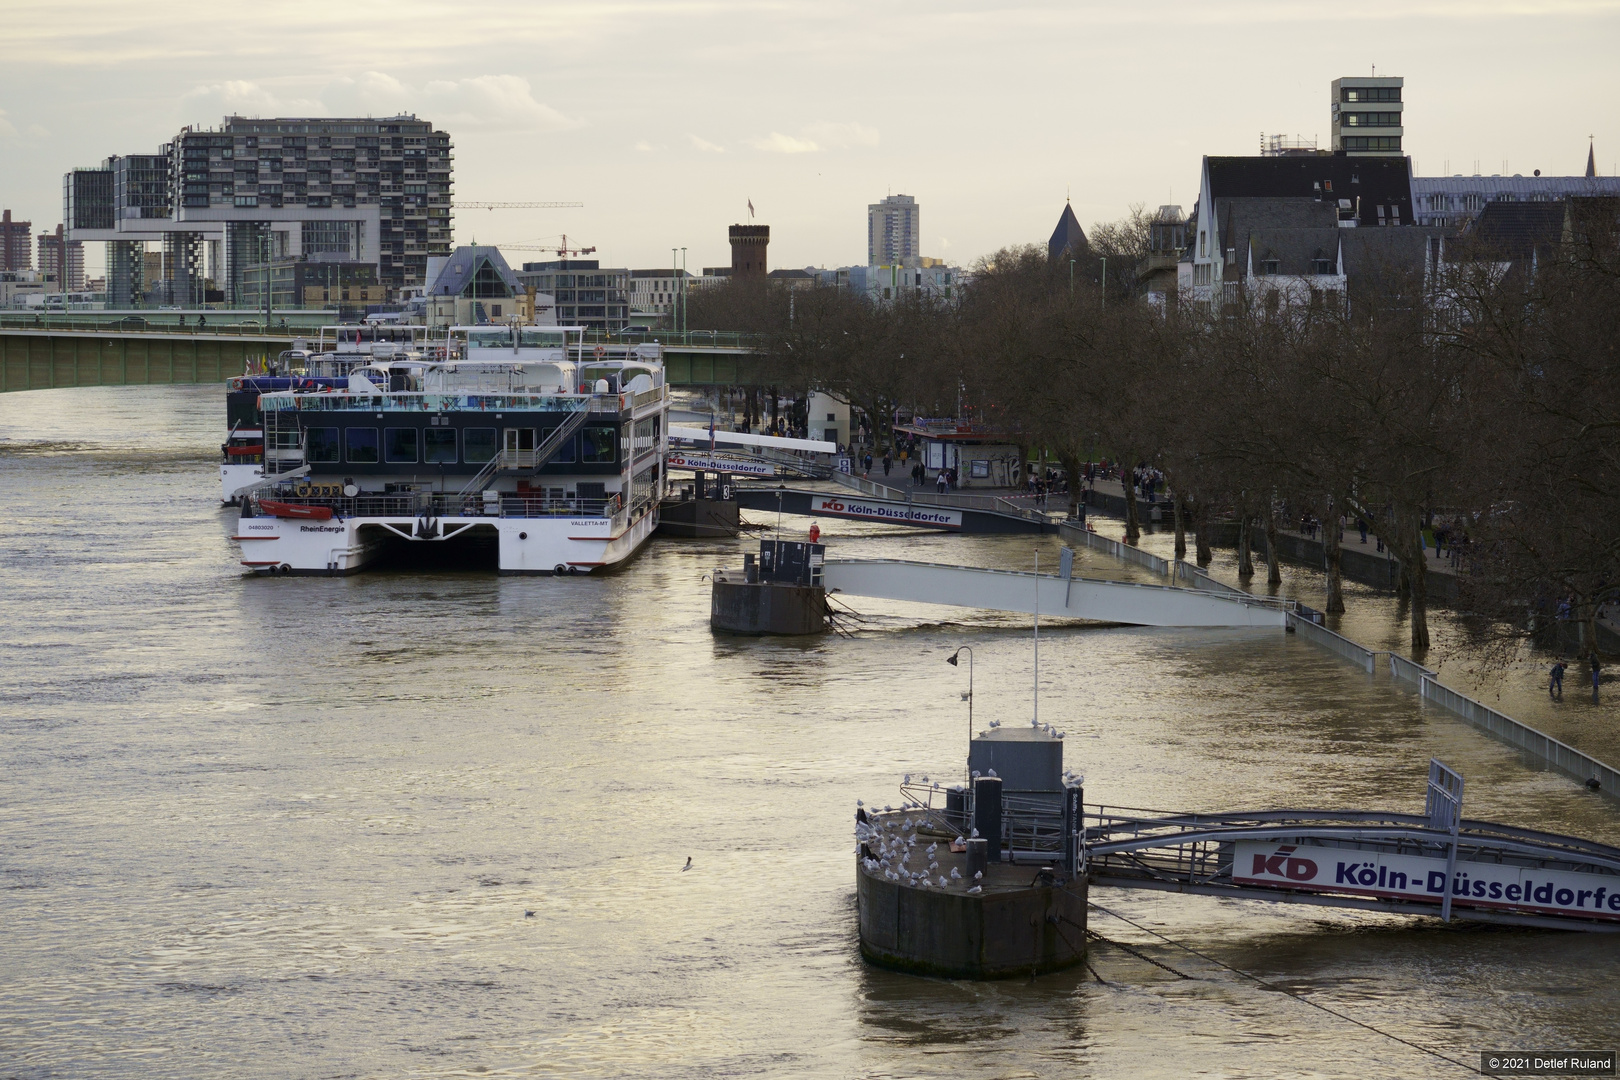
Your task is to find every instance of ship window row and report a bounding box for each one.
[302,426,616,465]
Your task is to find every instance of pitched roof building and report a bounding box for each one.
[1048,201,1088,260]
[424,245,537,325]
[1183,154,1421,309]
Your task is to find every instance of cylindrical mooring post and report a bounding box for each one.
[1062,785,1083,877]
[945,787,968,834]
[966,837,989,879]
[973,776,1003,863]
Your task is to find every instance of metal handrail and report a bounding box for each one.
[248,492,622,519]
[258,390,624,413]
[1,316,765,350]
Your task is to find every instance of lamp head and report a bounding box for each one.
[946,650,960,667]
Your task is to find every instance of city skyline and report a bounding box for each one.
[2,0,1617,280]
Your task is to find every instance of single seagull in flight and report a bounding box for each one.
[681,857,693,872]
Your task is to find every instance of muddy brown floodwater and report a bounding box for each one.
[2,386,1617,1078]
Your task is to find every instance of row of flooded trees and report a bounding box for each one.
[686,204,1620,652]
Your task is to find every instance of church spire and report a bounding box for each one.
[1587,137,1597,179]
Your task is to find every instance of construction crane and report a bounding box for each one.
[495,235,597,257]
[459,201,584,210]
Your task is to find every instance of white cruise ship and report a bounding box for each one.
[231,325,667,575]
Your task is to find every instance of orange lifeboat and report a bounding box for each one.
[258,500,335,521]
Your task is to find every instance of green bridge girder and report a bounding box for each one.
[0,328,769,394]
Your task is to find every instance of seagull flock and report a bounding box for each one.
[854,802,987,893]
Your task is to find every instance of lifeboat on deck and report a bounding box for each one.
[258,500,335,521]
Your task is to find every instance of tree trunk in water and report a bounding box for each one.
[1173,496,1187,562]
[1055,448,1085,520]
[1378,505,1428,649]
[1408,536,1430,650]
[1237,511,1254,580]
[1325,507,1346,615]
[1124,466,1141,545]
[1195,502,1213,566]
[1264,505,1282,586]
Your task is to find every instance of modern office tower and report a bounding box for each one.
[1,210,32,271]
[867,194,919,265]
[628,268,694,323]
[1331,76,1404,157]
[515,260,631,332]
[38,225,85,291]
[64,114,453,307]
[728,224,769,277]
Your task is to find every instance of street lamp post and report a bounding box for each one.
[946,646,974,783]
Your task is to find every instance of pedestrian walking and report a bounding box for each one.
[882,452,892,477]
[863,451,873,477]
[936,471,948,494]
[1592,654,1603,695]
[1551,659,1566,698]
[1358,518,1368,543]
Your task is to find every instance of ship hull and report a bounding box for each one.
[236,506,658,576]
[220,463,264,504]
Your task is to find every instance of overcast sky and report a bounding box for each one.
[3,0,1617,277]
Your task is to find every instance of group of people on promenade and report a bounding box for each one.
[1550,655,1603,698]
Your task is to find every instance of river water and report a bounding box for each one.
[3,386,1617,1079]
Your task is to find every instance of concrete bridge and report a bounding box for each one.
[0,316,768,393]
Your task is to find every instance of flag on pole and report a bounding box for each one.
[747,198,754,220]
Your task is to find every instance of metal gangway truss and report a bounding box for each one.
[822,557,1290,628]
[891,761,1620,932]
[1081,802,1620,932]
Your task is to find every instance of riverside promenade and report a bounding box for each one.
[1078,474,1619,649]
[832,464,1617,648]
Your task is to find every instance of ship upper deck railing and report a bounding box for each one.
[256,389,662,414]
[250,491,629,520]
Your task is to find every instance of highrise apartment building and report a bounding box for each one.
[1,210,32,271]
[63,114,453,307]
[1331,76,1404,157]
[868,194,919,265]
[38,225,85,291]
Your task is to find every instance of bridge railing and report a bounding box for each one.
[596,328,758,349]
[0,313,301,337]
[1,314,763,349]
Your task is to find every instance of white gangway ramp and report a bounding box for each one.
[821,559,1288,628]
